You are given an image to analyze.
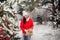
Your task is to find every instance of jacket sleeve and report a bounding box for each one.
[20,20,26,34]
[20,20,24,31]
[29,19,34,29]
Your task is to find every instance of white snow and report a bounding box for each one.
[18,22,57,40]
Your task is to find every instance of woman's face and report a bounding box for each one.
[24,15,29,19]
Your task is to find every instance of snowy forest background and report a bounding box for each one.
[0,0,60,40]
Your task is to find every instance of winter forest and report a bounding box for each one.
[0,0,60,40]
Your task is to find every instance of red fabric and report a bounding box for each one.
[0,29,6,38]
[6,37,10,40]
[0,27,10,40]
[0,38,2,40]
[0,30,10,40]
[20,18,34,34]
[0,37,10,40]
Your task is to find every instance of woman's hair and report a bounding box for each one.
[23,17,26,24]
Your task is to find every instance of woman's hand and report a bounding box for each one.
[25,29,33,36]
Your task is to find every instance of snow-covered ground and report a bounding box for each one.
[19,22,60,40]
[31,22,60,40]
[31,22,54,40]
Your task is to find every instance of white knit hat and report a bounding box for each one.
[23,11,29,16]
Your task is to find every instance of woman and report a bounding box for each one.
[20,11,34,40]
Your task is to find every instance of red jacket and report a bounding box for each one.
[20,18,34,34]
